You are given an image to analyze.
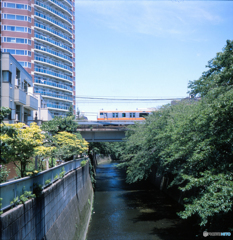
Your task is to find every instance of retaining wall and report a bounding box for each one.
[0,163,93,240]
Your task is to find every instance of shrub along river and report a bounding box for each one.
[87,162,201,240]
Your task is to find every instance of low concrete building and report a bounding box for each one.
[1,52,54,125]
[1,52,38,123]
[27,93,53,125]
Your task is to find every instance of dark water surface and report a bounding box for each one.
[87,162,200,240]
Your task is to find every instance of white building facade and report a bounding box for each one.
[1,52,38,123]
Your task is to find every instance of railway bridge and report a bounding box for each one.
[76,121,138,142]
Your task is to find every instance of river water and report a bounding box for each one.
[87,162,200,240]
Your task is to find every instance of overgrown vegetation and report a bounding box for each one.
[59,167,66,178]
[81,160,87,167]
[0,198,3,215]
[45,179,51,185]
[88,142,125,160]
[10,187,36,207]
[0,164,10,183]
[118,40,233,230]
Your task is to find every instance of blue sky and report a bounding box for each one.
[75,0,233,119]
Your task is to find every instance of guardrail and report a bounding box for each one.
[0,158,87,211]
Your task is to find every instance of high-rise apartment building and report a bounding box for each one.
[1,0,76,118]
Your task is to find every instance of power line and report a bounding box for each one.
[75,96,187,101]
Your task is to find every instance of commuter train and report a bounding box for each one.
[97,109,155,122]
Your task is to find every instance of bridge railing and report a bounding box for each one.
[0,158,87,211]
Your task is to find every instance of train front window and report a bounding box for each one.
[139,113,149,117]
[100,112,103,115]
[122,113,126,117]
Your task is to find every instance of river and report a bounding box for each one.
[87,162,200,240]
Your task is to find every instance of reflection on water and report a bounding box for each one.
[87,162,200,240]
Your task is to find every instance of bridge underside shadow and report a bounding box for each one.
[80,131,126,142]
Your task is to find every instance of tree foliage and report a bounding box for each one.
[0,122,54,177]
[53,131,88,160]
[40,115,88,161]
[41,116,79,135]
[88,142,125,160]
[119,40,233,228]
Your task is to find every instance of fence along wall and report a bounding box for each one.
[0,161,93,240]
[0,158,85,211]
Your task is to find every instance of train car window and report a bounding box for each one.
[116,113,118,118]
[133,113,135,117]
[122,113,126,117]
[113,113,115,118]
[139,113,149,117]
[130,113,132,117]
[100,112,103,115]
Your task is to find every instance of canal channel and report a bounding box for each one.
[87,162,200,240]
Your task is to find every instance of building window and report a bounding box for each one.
[7,3,15,8]
[2,37,31,45]
[3,49,31,56]
[2,71,12,83]
[16,4,25,9]
[3,25,31,33]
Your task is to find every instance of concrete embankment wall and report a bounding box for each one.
[0,163,93,240]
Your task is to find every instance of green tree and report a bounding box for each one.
[67,105,74,117]
[119,40,233,229]
[0,122,53,177]
[41,115,79,135]
[41,115,87,162]
[0,107,17,164]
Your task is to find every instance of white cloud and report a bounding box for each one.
[75,1,223,40]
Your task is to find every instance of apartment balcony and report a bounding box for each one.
[34,79,73,92]
[47,104,69,112]
[35,1,72,26]
[25,93,38,111]
[63,0,72,8]
[34,12,72,36]
[34,25,72,46]
[14,86,26,105]
[34,48,72,64]
[34,57,73,74]
[48,0,73,17]
[34,90,73,102]
[34,34,72,55]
